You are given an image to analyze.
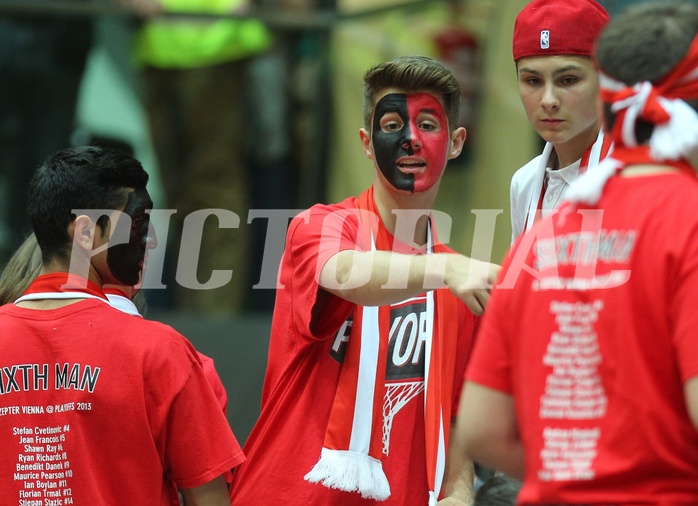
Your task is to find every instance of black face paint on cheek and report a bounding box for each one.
[107,188,153,286]
[372,93,415,192]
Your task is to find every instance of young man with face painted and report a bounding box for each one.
[510,0,612,242]
[0,146,242,506]
[230,56,499,506]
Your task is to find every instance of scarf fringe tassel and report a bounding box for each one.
[303,448,391,501]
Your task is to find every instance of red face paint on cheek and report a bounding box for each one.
[406,93,450,192]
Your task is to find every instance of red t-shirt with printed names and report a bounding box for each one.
[467,172,698,505]
[0,300,244,506]
[230,193,479,505]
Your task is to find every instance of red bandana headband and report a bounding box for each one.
[599,34,698,157]
[565,34,698,205]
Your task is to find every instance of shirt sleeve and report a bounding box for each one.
[165,359,245,489]
[197,353,228,415]
[284,204,361,341]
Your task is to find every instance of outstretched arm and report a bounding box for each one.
[320,250,500,315]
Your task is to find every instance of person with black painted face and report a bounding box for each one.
[369,92,452,193]
[102,187,154,287]
[231,55,500,506]
[0,146,243,506]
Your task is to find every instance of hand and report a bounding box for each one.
[445,255,501,315]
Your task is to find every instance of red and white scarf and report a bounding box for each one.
[566,35,698,205]
[304,187,459,504]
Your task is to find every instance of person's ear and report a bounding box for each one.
[448,126,467,160]
[359,128,374,160]
[71,215,97,252]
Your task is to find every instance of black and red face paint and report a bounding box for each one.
[371,92,450,193]
[106,188,153,286]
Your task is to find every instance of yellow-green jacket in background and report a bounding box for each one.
[134,0,272,69]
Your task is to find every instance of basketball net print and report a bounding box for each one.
[331,295,428,455]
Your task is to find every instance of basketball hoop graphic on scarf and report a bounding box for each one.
[382,380,425,455]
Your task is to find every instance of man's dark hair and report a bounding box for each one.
[596,1,698,142]
[28,145,149,264]
[596,1,698,86]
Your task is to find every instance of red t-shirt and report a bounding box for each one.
[198,353,228,415]
[467,172,698,505]
[0,300,244,505]
[230,192,479,505]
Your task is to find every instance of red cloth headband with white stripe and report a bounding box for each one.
[599,34,698,160]
[564,34,698,205]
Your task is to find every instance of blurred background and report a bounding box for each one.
[0,0,671,443]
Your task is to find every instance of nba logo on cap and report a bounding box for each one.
[513,0,609,60]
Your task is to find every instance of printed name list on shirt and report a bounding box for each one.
[1,362,100,506]
[538,300,607,482]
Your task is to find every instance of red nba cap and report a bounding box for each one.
[513,0,609,61]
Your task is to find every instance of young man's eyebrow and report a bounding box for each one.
[517,65,585,76]
[517,66,540,76]
[553,65,585,76]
